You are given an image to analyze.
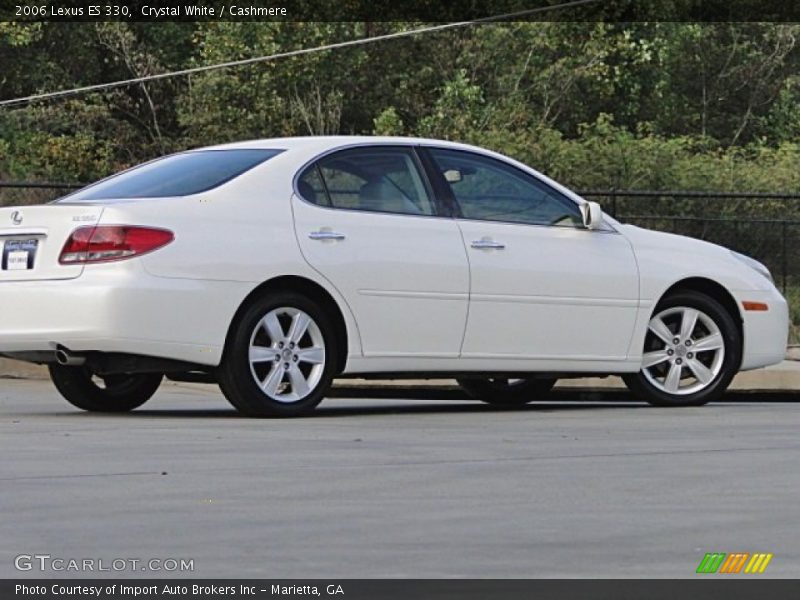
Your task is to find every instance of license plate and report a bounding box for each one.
[2,239,38,271]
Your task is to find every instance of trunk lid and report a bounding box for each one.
[0,204,104,281]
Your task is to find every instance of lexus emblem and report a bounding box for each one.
[10,211,23,226]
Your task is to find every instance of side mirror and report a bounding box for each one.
[581,201,604,230]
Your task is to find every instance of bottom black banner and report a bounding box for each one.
[4,580,800,600]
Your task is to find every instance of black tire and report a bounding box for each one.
[457,377,557,406]
[48,364,162,413]
[217,291,338,417]
[623,291,741,407]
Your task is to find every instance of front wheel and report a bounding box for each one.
[623,291,741,407]
[217,292,338,417]
[457,377,557,406]
[48,364,162,412]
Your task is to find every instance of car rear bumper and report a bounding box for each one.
[0,261,252,366]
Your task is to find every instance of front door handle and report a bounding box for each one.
[309,230,346,241]
[471,238,505,250]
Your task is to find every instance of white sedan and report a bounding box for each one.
[0,137,789,416]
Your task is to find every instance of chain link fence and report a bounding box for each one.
[2,182,798,343]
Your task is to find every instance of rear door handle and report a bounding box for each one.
[309,231,346,241]
[471,238,505,250]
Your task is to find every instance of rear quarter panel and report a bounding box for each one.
[93,150,363,362]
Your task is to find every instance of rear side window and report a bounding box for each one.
[61,149,283,201]
[296,165,331,207]
[297,146,436,216]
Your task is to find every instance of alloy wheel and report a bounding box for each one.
[248,306,326,403]
[641,306,725,396]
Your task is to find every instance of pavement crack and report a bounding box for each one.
[369,444,800,467]
[0,471,160,482]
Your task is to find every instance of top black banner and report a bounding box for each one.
[1,0,800,22]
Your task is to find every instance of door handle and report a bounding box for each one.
[471,238,505,250]
[309,230,346,241]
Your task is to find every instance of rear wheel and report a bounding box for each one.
[457,377,557,406]
[218,292,338,417]
[48,364,162,412]
[623,291,741,406]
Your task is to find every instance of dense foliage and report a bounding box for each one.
[2,22,800,189]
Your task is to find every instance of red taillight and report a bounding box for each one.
[59,226,174,264]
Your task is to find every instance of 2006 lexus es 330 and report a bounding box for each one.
[0,137,789,416]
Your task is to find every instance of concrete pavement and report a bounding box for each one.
[1,378,799,579]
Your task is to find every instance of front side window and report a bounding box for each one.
[297,147,435,216]
[428,148,582,227]
[61,149,283,202]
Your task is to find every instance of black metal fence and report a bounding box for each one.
[1,182,798,299]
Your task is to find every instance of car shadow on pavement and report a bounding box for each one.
[37,387,798,420]
[328,386,800,403]
[123,401,646,420]
[115,388,645,419]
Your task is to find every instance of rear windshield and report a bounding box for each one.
[60,149,283,201]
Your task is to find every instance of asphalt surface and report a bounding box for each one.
[1,378,799,579]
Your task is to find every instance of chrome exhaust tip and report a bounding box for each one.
[55,347,86,366]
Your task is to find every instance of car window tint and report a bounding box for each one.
[61,149,283,201]
[297,165,331,207]
[319,166,367,209]
[303,147,435,216]
[429,148,582,227]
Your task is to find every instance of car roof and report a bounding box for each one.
[199,136,484,153]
